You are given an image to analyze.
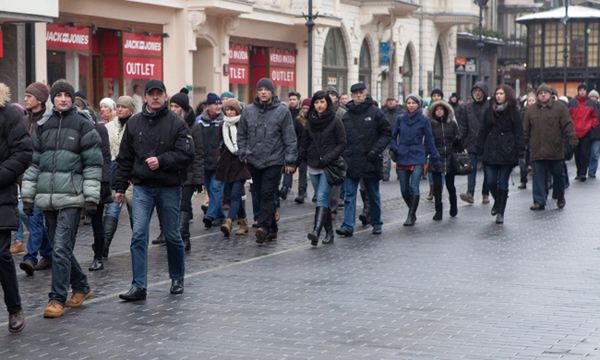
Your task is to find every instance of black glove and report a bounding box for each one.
[367,151,379,162]
[84,201,97,216]
[23,202,34,216]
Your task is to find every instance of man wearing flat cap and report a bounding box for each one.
[524,83,578,211]
[113,79,194,301]
[336,82,391,237]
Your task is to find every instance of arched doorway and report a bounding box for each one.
[322,28,348,93]
[433,43,443,91]
[359,39,371,88]
[402,47,413,100]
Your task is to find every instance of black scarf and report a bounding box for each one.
[308,107,335,130]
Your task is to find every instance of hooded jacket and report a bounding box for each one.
[342,97,391,179]
[237,96,298,169]
[0,84,33,230]
[390,107,440,167]
[456,81,489,153]
[568,95,598,138]
[196,109,223,172]
[112,104,194,191]
[21,105,103,210]
[427,101,460,173]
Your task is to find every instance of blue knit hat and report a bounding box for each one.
[206,92,221,105]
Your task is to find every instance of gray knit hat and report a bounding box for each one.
[405,93,422,106]
[116,96,136,114]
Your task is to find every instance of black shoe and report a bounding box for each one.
[170,279,184,295]
[495,214,504,224]
[203,217,213,229]
[294,193,306,204]
[372,227,382,235]
[557,198,566,209]
[255,227,268,244]
[34,258,51,271]
[358,214,368,227]
[267,231,278,241]
[19,259,35,276]
[432,211,442,221]
[8,310,24,333]
[335,227,353,237]
[580,176,587,182]
[119,287,147,302]
[518,183,526,189]
[279,186,289,200]
[151,232,165,245]
[530,203,545,211]
[88,259,104,271]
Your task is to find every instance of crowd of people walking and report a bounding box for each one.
[0,73,591,333]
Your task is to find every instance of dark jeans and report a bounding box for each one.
[90,204,105,260]
[467,152,489,196]
[341,177,382,230]
[432,172,456,207]
[180,185,195,215]
[249,165,282,234]
[575,132,592,177]
[23,206,52,264]
[532,160,564,206]
[484,165,513,192]
[45,208,89,303]
[225,181,246,220]
[0,230,21,314]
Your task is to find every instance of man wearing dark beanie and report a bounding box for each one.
[238,77,297,244]
[21,80,103,318]
[19,82,53,277]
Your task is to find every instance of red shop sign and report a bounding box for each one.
[123,56,163,80]
[229,44,249,64]
[269,48,295,68]
[228,64,249,84]
[270,67,295,87]
[46,24,90,51]
[122,32,162,57]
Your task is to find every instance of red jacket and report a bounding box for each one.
[568,96,598,138]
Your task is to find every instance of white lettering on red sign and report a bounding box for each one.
[124,39,162,52]
[46,31,89,46]
[229,49,248,62]
[269,53,295,66]
[229,66,246,80]
[125,62,156,77]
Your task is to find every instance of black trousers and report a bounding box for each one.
[91,204,105,260]
[180,185,195,215]
[249,165,283,234]
[432,172,456,208]
[0,230,21,314]
[575,132,592,177]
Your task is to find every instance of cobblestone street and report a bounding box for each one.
[2,166,600,360]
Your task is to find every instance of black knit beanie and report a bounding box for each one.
[256,77,274,93]
[50,81,75,104]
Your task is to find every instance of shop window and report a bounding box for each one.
[570,22,585,68]
[322,28,348,93]
[402,48,413,100]
[588,23,599,68]
[528,23,542,68]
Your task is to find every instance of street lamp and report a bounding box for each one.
[304,0,319,97]
[475,0,489,80]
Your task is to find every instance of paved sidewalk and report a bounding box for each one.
[2,166,600,359]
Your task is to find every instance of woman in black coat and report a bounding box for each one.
[477,84,525,224]
[299,91,346,246]
[427,101,461,220]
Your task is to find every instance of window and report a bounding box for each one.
[433,43,443,90]
[528,23,542,68]
[589,23,599,67]
[570,22,585,67]
[402,48,413,99]
[358,39,371,87]
[322,28,348,93]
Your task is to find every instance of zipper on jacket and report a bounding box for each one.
[49,113,63,209]
[441,122,447,174]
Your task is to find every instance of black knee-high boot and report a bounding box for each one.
[308,207,326,246]
[322,208,334,244]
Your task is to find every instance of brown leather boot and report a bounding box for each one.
[43,301,64,318]
[220,218,233,237]
[235,218,249,235]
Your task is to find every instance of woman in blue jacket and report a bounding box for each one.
[390,94,440,226]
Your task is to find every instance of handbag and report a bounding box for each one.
[451,151,473,176]
[324,156,347,185]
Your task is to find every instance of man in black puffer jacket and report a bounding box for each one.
[113,80,194,302]
[336,83,391,237]
[0,83,32,333]
[456,81,490,204]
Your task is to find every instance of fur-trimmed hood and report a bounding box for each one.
[0,83,11,108]
[427,100,454,125]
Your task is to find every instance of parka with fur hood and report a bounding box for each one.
[427,101,461,174]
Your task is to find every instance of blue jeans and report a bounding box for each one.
[226,181,246,220]
[484,165,513,192]
[588,140,600,176]
[309,173,332,208]
[532,160,564,206]
[130,186,185,289]
[45,208,89,303]
[24,206,52,264]
[204,170,225,221]
[341,177,382,231]
[13,200,28,241]
[397,165,424,196]
[467,153,490,196]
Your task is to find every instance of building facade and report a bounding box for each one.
[4,0,482,107]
